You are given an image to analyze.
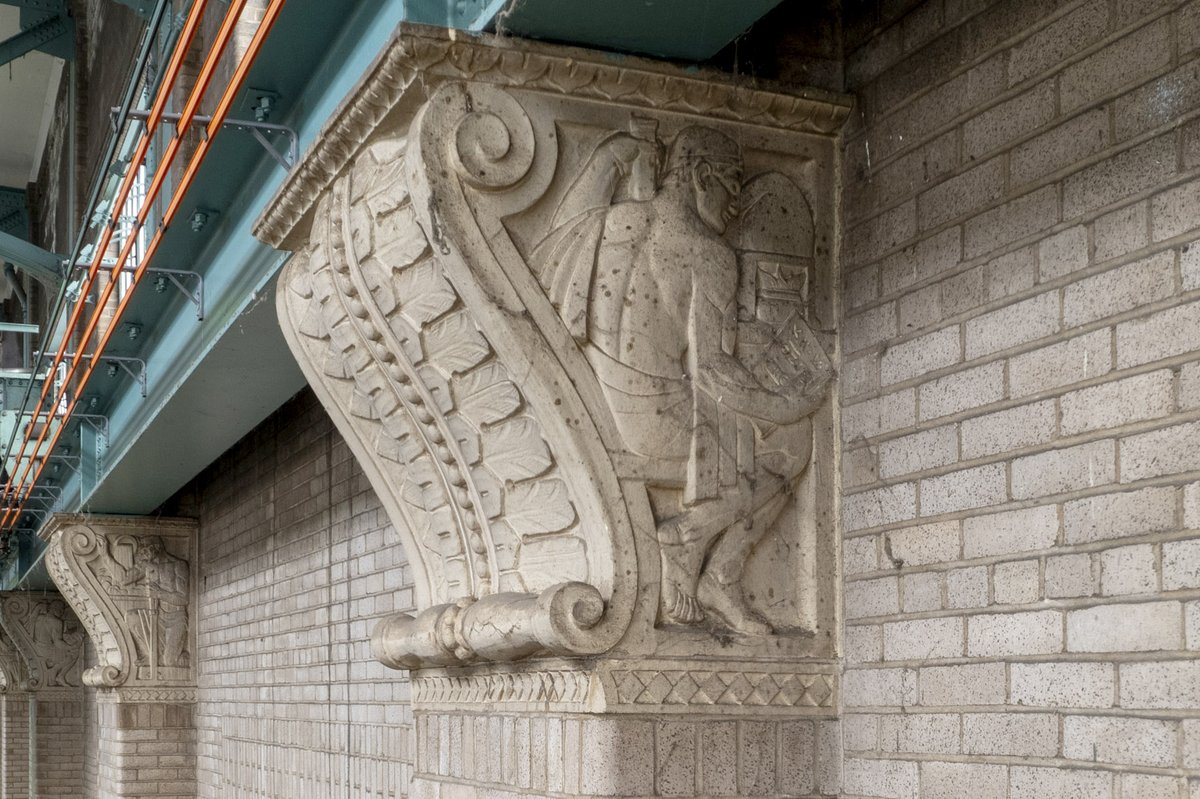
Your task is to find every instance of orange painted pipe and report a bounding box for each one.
[2,0,213,509]
[4,0,252,516]
[4,0,288,529]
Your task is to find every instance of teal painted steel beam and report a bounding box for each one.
[492,0,784,60]
[0,209,23,237]
[0,0,64,14]
[403,0,507,31]
[0,188,29,239]
[0,231,62,287]
[0,12,73,66]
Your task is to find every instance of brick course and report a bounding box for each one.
[841,0,1200,795]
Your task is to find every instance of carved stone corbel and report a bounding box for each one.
[0,626,27,692]
[259,23,850,799]
[258,25,848,677]
[0,591,84,691]
[39,514,197,692]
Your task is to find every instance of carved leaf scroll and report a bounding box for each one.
[279,135,591,610]
[0,627,27,691]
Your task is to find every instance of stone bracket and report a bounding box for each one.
[258,24,848,670]
[40,514,198,689]
[0,591,84,690]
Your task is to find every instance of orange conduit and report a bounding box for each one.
[1,0,238,518]
[2,0,288,530]
[0,0,213,510]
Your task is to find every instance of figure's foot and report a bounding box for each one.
[663,579,704,625]
[698,572,772,636]
[659,538,707,626]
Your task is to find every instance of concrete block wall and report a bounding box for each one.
[94,702,196,799]
[414,712,839,799]
[1,693,30,799]
[181,390,415,798]
[36,694,85,798]
[840,0,1200,796]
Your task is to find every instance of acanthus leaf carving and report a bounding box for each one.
[0,626,28,692]
[275,127,619,668]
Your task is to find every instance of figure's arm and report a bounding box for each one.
[690,289,814,425]
[690,268,831,424]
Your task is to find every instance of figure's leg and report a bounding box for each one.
[657,475,783,626]
[697,486,793,636]
[657,504,727,625]
[161,615,187,667]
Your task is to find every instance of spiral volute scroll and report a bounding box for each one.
[447,82,535,191]
[45,526,127,687]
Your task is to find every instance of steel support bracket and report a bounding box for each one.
[72,413,109,443]
[118,107,299,169]
[101,356,147,398]
[146,267,204,319]
[40,351,148,398]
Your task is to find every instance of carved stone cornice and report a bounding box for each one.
[0,592,84,690]
[40,514,197,690]
[261,24,845,671]
[410,658,838,717]
[94,687,197,704]
[254,24,852,251]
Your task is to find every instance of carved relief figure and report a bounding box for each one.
[533,125,833,636]
[102,536,189,672]
[29,600,84,686]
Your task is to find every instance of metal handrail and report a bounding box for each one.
[1,0,289,532]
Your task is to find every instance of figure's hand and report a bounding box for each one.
[799,363,835,401]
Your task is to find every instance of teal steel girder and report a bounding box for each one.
[0,188,28,239]
[403,0,508,31]
[490,0,785,60]
[0,0,64,15]
[0,9,73,66]
[0,230,63,287]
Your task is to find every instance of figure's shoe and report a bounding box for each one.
[698,572,772,636]
[659,538,707,625]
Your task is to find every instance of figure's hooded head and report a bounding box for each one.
[664,126,743,234]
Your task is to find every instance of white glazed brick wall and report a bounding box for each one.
[413,713,838,799]
[841,0,1200,796]
[36,696,85,798]
[1,693,30,799]
[189,391,415,798]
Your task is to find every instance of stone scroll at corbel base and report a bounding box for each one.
[40,514,197,693]
[258,24,848,674]
[372,582,606,669]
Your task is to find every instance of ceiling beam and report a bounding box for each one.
[0,12,72,67]
[0,0,65,13]
[0,230,62,287]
